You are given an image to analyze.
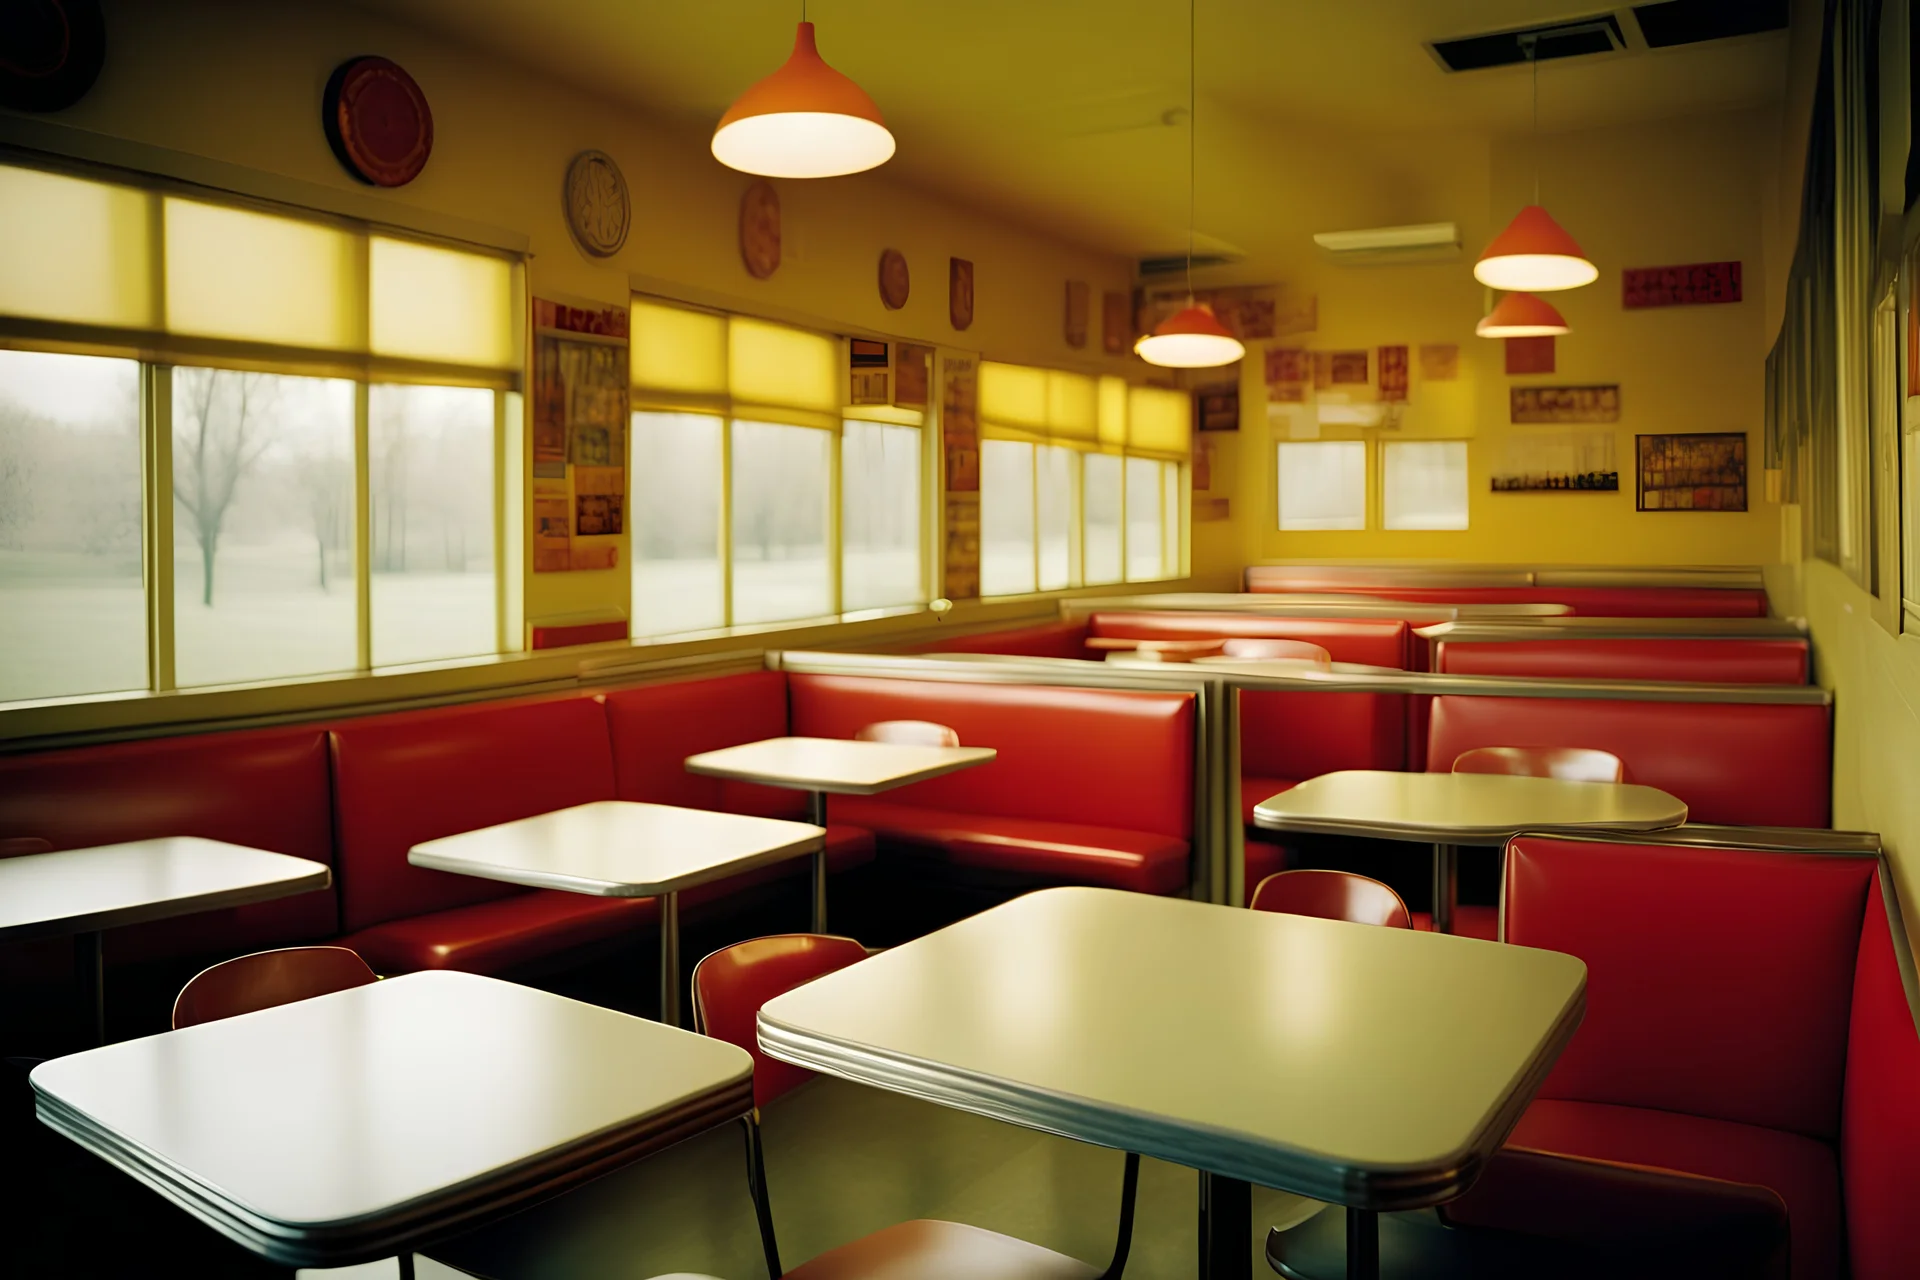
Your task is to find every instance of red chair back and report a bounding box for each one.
[856,720,961,747]
[0,837,52,858]
[1249,869,1411,929]
[172,946,377,1029]
[1221,638,1332,664]
[1453,745,1625,783]
[693,934,868,1108]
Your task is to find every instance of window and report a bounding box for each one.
[0,159,522,702]
[1276,441,1366,530]
[629,299,928,635]
[631,411,725,636]
[975,364,1188,595]
[1383,440,1470,531]
[0,349,145,703]
[841,419,922,612]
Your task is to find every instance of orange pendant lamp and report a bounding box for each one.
[1474,40,1595,293]
[712,17,895,179]
[1475,290,1570,338]
[1137,0,1244,369]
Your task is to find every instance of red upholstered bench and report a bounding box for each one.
[328,695,654,975]
[0,726,339,983]
[788,673,1195,894]
[1243,570,1770,617]
[1442,834,1920,1280]
[1434,637,1810,684]
[600,671,874,878]
[1427,692,1831,828]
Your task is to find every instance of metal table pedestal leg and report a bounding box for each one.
[658,890,681,1027]
[806,791,829,933]
[1198,1169,1251,1280]
[74,931,104,1046]
[1430,843,1458,935]
[1346,1208,1379,1280]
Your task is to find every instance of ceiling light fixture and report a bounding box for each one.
[1136,0,1244,369]
[1475,290,1571,337]
[1473,37,1596,292]
[712,3,895,179]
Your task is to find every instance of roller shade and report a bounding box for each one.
[630,299,727,396]
[980,361,1098,443]
[1127,385,1191,457]
[0,161,522,378]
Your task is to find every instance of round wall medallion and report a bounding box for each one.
[323,56,433,187]
[564,150,631,257]
[739,180,781,280]
[0,0,104,112]
[878,248,910,310]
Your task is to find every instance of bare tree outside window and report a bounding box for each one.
[172,368,278,607]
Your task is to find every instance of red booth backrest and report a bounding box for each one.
[602,671,803,819]
[1504,836,1877,1141]
[788,674,1193,839]
[1085,612,1411,667]
[1436,638,1809,684]
[1843,875,1920,1280]
[912,620,1092,659]
[1427,695,1830,827]
[1242,573,1768,617]
[0,726,339,959]
[328,695,617,933]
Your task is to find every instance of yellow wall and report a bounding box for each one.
[1,0,1141,632]
[1195,108,1785,580]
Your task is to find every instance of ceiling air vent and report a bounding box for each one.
[1631,0,1789,49]
[1429,14,1627,72]
[1137,251,1243,277]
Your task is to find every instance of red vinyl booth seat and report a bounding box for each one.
[1470,835,1920,1280]
[601,671,874,874]
[328,695,643,975]
[0,726,339,975]
[789,674,1194,894]
[1435,637,1810,684]
[1426,694,1830,828]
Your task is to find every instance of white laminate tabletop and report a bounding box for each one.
[0,837,332,942]
[683,736,997,796]
[758,886,1586,1209]
[410,801,824,896]
[31,970,753,1266]
[1251,770,1687,845]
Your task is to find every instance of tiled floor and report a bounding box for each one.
[428,1076,1326,1279]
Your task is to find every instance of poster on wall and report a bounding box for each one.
[1623,261,1742,308]
[1491,430,1619,492]
[1377,345,1409,402]
[1637,432,1747,511]
[1511,385,1620,423]
[1419,344,1459,381]
[532,297,628,572]
[1504,336,1555,375]
[1195,382,1239,432]
[940,352,981,598]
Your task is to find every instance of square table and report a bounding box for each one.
[31,970,753,1275]
[757,886,1587,1280]
[410,800,823,1027]
[0,837,332,1045]
[683,736,997,930]
[1252,770,1687,934]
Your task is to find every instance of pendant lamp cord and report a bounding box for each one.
[1187,0,1197,305]
[1526,35,1540,205]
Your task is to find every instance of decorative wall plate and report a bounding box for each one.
[740,180,781,279]
[949,257,974,331]
[564,150,631,257]
[0,0,105,112]
[878,248,910,309]
[323,56,433,187]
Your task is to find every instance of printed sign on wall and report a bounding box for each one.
[1623,261,1742,309]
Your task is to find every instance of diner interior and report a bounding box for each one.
[2,1,1917,1277]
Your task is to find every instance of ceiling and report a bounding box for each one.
[357,1,1789,270]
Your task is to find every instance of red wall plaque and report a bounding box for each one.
[1622,261,1742,309]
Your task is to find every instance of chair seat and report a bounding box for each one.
[784,1219,1099,1280]
[1408,906,1498,940]
[1244,839,1289,904]
[1499,1099,1841,1280]
[833,797,1190,895]
[1241,776,1301,826]
[338,889,657,975]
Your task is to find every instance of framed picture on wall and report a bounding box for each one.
[1195,382,1239,432]
[1636,432,1747,511]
